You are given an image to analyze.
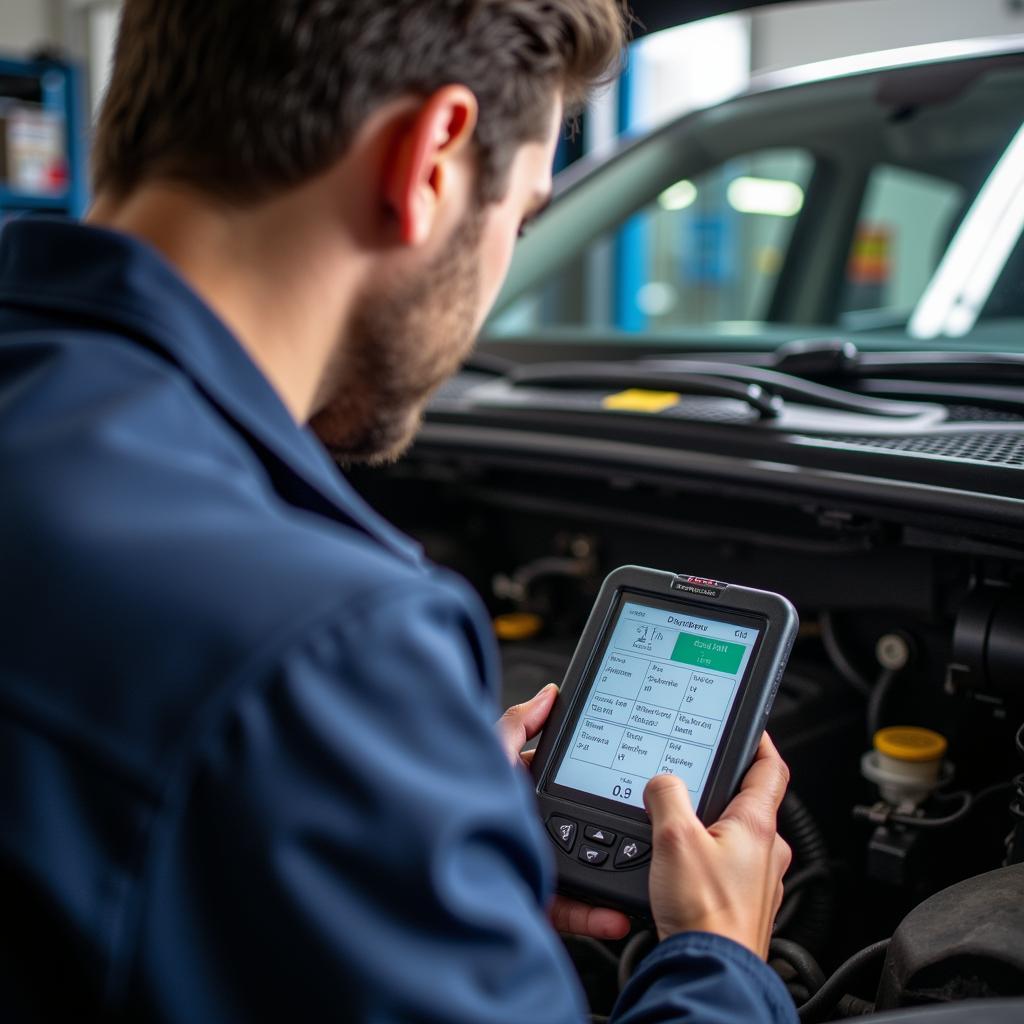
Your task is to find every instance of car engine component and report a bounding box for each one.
[861,726,949,809]
[947,584,1024,706]
[875,864,1024,1009]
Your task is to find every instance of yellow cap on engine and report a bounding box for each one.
[873,726,947,763]
[493,612,543,642]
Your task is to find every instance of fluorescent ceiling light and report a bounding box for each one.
[632,14,751,132]
[727,177,804,217]
[658,180,698,211]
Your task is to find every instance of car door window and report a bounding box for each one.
[489,148,815,336]
[839,165,965,330]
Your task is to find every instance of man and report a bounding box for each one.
[0,2,795,1021]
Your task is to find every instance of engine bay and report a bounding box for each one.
[350,416,1024,1021]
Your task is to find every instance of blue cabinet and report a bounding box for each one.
[0,54,87,221]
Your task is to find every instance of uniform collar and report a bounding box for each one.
[0,217,424,567]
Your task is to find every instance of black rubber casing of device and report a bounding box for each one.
[530,565,799,918]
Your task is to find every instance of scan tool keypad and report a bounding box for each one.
[546,815,650,870]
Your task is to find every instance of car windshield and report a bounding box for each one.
[485,41,1024,353]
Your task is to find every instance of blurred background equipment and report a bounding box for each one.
[0,53,85,222]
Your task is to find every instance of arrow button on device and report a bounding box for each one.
[613,837,651,868]
[584,825,616,846]
[577,845,609,867]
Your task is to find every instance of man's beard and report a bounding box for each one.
[311,211,483,466]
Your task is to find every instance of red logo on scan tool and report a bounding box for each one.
[671,575,725,597]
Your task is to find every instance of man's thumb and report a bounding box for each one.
[643,772,696,826]
[496,684,558,760]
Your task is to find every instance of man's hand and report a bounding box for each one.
[496,684,631,942]
[644,734,791,959]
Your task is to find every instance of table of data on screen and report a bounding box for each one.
[552,602,758,808]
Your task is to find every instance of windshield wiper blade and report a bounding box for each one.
[511,358,935,419]
[770,340,1024,386]
[495,340,1023,420]
[509,363,784,419]
[460,352,518,376]
[852,351,1024,383]
[858,378,1024,400]
[633,359,931,418]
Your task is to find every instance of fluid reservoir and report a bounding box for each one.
[861,726,948,809]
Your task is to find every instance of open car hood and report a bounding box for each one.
[631,0,828,35]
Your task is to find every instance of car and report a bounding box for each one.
[350,18,1024,1024]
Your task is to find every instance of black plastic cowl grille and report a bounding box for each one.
[943,405,1024,423]
[826,431,1024,468]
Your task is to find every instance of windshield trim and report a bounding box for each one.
[753,34,1024,91]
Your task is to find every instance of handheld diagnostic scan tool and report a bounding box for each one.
[530,566,798,916]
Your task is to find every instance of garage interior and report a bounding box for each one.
[4,3,1024,1023]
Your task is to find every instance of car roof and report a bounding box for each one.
[554,33,1024,195]
[630,1,847,36]
[753,32,1024,91]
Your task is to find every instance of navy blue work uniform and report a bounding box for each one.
[0,219,797,1024]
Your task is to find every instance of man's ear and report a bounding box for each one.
[383,85,479,247]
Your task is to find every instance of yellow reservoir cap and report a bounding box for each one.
[493,612,543,642]
[874,726,947,763]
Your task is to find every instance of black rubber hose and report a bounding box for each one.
[819,612,872,696]
[797,939,890,1023]
[770,938,827,995]
[568,936,620,971]
[777,791,833,954]
[865,669,895,742]
[617,930,657,992]
[773,863,830,934]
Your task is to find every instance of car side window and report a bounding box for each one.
[489,148,815,336]
[838,165,965,331]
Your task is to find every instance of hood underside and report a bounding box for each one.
[630,0,820,36]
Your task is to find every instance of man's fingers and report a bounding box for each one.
[549,896,630,939]
[739,734,789,797]
[519,748,536,768]
[495,684,558,763]
[717,734,790,837]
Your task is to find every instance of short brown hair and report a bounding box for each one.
[93,0,629,205]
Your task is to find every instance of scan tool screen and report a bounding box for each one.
[550,597,762,810]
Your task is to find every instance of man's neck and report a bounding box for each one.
[87,181,358,423]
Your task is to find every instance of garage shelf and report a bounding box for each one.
[0,52,88,222]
